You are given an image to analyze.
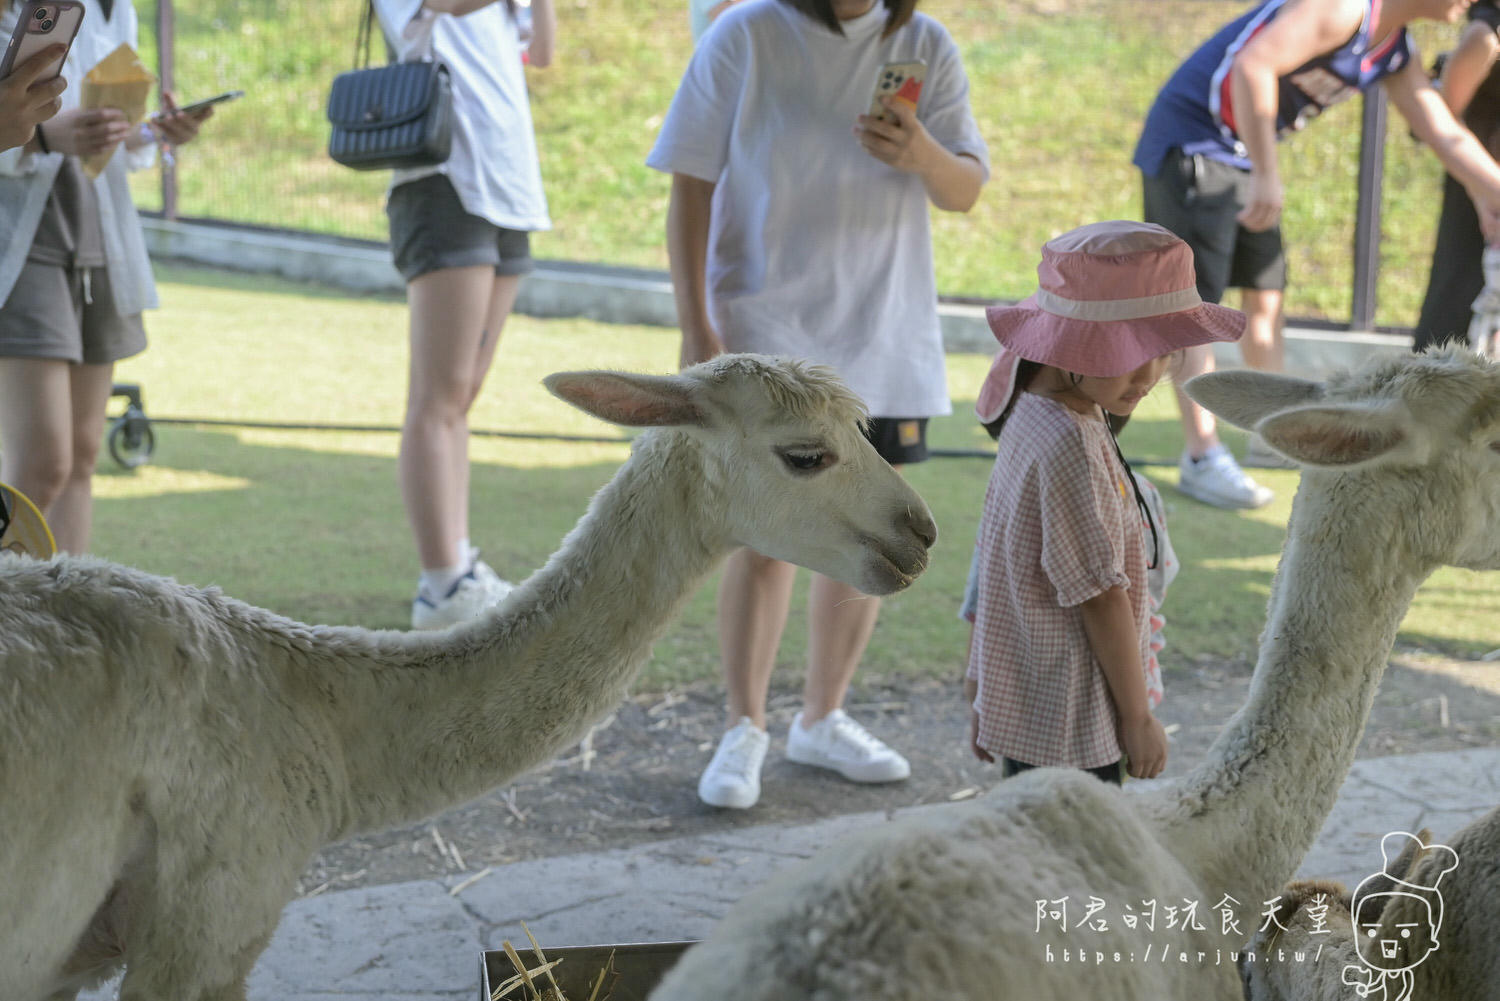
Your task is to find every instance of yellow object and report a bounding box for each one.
[80,42,157,179]
[0,483,57,559]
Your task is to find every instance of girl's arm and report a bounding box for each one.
[667,173,726,367]
[526,0,556,68]
[1227,0,1366,232]
[1438,18,1500,119]
[1079,586,1167,779]
[854,97,984,211]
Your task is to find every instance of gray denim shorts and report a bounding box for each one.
[0,260,146,364]
[387,173,536,283]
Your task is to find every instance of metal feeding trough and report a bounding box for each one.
[480,941,694,1001]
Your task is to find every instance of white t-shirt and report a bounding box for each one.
[374,0,550,232]
[647,0,989,417]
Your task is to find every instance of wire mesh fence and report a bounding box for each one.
[127,0,1457,330]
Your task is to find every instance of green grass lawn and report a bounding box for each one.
[82,265,1500,692]
[131,0,1453,329]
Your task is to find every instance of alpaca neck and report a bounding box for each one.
[335,431,727,834]
[1159,474,1431,911]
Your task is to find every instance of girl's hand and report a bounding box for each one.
[0,44,68,152]
[1120,714,1167,779]
[968,707,993,763]
[150,91,211,147]
[38,106,133,157]
[855,96,934,174]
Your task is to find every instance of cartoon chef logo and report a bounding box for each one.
[1341,831,1460,1001]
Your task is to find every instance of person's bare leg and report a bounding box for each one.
[400,265,494,572]
[46,361,115,553]
[0,356,72,522]
[718,547,798,730]
[1174,343,1219,459]
[802,573,881,722]
[1237,287,1284,372]
[451,273,521,552]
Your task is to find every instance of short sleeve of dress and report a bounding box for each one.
[645,14,747,182]
[1036,425,1130,608]
[917,25,990,177]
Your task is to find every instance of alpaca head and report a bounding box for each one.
[545,354,937,595]
[1185,347,1500,571]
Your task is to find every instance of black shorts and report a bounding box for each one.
[1003,757,1124,786]
[1141,149,1287,304]
[387,173,536,283]
[863,417,929,465]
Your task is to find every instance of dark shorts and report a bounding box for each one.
[387,173,536,283]
[1141,149,1287,304]
[864,417,928,465]
[0,260,146,365]
[1003,757,1125,786]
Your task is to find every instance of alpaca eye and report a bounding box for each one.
[780,449,831,473]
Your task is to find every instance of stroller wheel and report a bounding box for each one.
[108,414,156,469]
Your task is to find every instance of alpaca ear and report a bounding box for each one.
[544,371,704,427]
[1183,371,1324,431]
[1256,402,1409,468]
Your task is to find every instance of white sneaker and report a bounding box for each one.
[786,709,910,783]
[470,556,515,602]
[1242,433,1298,470]
[411,567,499,631]
[1177,444,1274,510]
[698,717,770,809]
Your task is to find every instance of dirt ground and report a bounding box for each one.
[298,646,1500,896]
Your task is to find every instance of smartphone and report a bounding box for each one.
[867,60,926,122]
[0,1,84,83]
[171,89,244,117]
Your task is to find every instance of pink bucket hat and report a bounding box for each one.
[976,221,1245,423]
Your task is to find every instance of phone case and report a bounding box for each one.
[868,60,927,121]
[0,1,85,82]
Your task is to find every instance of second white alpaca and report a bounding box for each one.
[0,354,937,1001]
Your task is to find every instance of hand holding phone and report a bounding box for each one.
[866,60,926,123]
[0,2,85,82]
[856,60,932,173]
[0,43,67,152]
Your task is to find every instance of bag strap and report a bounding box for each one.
[354,0,375,70]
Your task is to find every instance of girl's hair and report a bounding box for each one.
[981,360,1132,440]
[777,0,918,39]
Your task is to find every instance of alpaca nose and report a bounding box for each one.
[907,505,938,549]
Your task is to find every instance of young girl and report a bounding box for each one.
[963,220,1244,784]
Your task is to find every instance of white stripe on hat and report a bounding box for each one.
[1034,285,1202,322]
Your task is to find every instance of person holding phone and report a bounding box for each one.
[0,43,68,152]
[1134,0,1500,510]
[0,0,213,554]
[373,0,556,631]
[649,0,989,809]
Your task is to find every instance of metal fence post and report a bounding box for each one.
[155,0,176,220]
[1350,88,1387,331]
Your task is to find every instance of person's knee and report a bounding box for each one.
[405,380,472,427]
[10,450,72,508]
[70,430,103,482]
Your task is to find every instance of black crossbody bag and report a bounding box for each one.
[326,1,452,171]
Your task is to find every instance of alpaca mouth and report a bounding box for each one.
[1381,940,1398,959]
[869,542,928,592]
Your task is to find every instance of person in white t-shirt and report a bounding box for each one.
[648,0,989,809]
[373,0,555,631]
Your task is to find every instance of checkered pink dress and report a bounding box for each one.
[966,393,1151,769]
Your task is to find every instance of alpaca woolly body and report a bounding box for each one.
[650,349,1500,1001]
[1243,809,1500,1001]
[0,355,937,1001]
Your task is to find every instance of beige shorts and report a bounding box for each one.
[0,260,146,365]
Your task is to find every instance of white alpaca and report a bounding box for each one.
[1243,808,1500,1001]
[0,354,937,1001]
[649,348,1500,1001]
